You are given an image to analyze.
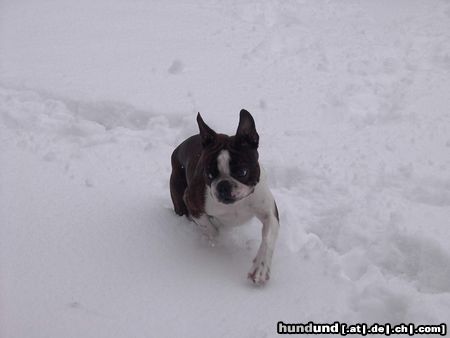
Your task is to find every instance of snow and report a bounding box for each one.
[1,0,450,337]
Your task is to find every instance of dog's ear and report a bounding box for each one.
[197,113,217,147]
[235,109,259,148]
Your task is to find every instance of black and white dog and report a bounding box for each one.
[170,110,279,285]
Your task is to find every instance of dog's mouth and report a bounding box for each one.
[219,196,236,204]
[212,186,255,205]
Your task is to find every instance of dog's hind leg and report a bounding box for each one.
[170,151,188,216]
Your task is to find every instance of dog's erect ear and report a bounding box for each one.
[197,112,217,147]
[235,109,259,148]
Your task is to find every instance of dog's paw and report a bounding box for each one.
[203,235,218,247]
[248,256,270,285]
[199,223,219,245]
[174,204,188,216]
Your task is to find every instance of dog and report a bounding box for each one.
[170,109,279,285]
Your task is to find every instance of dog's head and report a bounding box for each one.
[197,109,260,204]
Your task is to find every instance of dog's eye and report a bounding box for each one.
[236,168,248,177]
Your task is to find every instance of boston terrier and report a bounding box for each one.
[170,110,279,285]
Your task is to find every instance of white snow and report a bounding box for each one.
[1,0,450,337]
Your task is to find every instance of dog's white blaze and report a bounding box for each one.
[216,150,230,176]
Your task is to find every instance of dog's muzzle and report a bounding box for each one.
[216,180,235,204]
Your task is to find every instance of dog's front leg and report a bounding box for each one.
[192,214,219,246]
[248,202,280,285]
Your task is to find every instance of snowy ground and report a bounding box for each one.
[1,0,450,337]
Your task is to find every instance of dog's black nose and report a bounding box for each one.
[217,180,234,203]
